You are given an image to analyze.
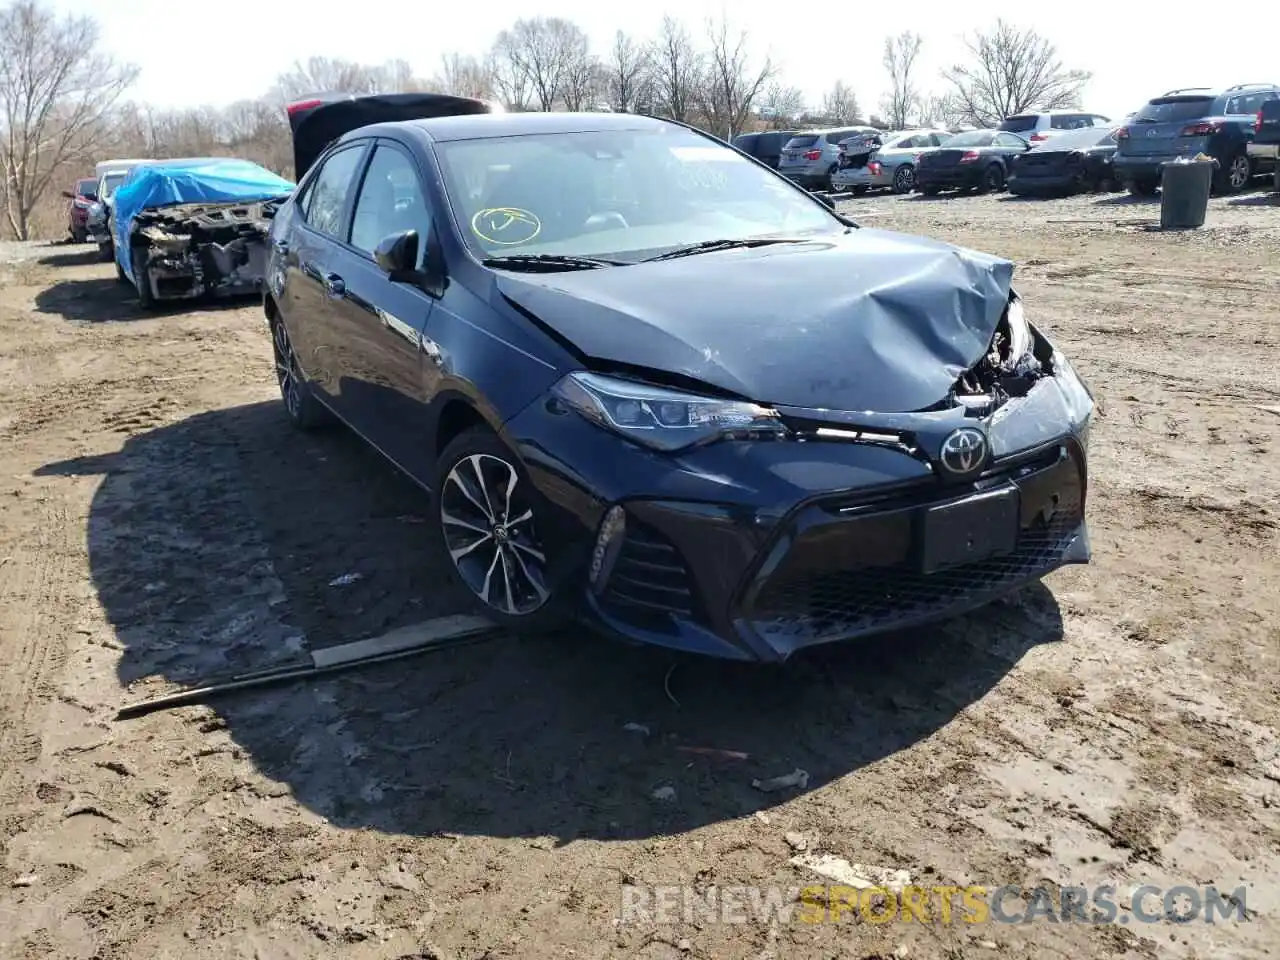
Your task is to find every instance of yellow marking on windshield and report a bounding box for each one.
[472,207,542,245]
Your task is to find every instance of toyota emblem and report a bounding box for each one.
[939,428,988,477]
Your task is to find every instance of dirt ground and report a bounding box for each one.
[1,186,1278,960]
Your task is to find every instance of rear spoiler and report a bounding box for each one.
[286,92,499,179]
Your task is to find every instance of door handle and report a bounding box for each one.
[323,273,345,298]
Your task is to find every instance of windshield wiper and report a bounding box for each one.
[641,237,808,263]
[481,254,626,272]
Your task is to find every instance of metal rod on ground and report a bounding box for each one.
[115,614,498,721]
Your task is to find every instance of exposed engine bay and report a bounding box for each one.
[129,200,282,303]
[951,296,1048,413]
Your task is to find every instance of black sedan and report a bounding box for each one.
[266,95,1094,663]
[915,130,1031,194]
[1008,127,1121,196]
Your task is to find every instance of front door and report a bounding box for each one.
[324,140,439,475]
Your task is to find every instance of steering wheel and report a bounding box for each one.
[582,211,629,232]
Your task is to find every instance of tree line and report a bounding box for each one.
[0,0,1090,240]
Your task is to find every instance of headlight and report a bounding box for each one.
[1005,295,1032,362]
[552,371,787,452]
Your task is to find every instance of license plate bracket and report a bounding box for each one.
[918,488,1020,574]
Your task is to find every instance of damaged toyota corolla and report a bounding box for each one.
[112,157,294,309]
[266,101,1094,662]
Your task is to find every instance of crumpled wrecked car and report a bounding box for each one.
[112,158,294,309]
[265,99,1094,663]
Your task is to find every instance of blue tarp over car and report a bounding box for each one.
[112,159,294,281]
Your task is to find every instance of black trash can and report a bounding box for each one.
[1159,158,1216,229]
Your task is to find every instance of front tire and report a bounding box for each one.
[434,427,573,634]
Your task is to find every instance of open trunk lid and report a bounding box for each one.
[287,92,497,179]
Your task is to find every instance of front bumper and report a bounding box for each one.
[508,365,1092,662]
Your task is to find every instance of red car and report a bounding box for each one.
[61,177,98,242]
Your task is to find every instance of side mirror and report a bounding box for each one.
[61,190,75,199]
[374,230,419,281]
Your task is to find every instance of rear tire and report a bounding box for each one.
[1127,176,1159,197]
[892,164,915,194]
[271,317,330,431]
[976,164,1005,193]
[433,426,574,634]
[1212,151,1251,195]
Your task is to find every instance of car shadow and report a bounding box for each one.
[33,277,252,324]
[1227,191,1280,206]
[1093,193,1158,206]
[37,401,1065,841]
[38,246,104,268]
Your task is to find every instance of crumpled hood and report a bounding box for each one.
[495,228,1015,412]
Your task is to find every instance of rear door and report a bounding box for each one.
[277,142,370,399]
[1122,95,1216,156]
[994,132,1031,165]
[324,140,439,470]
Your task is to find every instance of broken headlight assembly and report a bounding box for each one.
[553,371,788,452]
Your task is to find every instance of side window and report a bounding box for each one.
[304,146,365,238]
[1092,115,1111,126]
[995,133,1020,147]
[1050,115,1071,129]
[350,145,431,265]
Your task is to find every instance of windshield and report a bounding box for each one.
[1133,97,1214,123]
[434,127,843,262]
[941,130,995,147]
[76,179,96,197]
[998,116,1039,133]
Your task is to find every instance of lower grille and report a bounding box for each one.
[602,521,697,620]
[747,452,1083,647]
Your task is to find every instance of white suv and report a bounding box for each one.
[998,111,1113,144]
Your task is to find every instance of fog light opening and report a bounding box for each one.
[589,505,627,594]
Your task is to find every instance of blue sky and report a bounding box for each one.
[49,0,1276,120]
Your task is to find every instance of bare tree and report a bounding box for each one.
[917,92,963,130]
[487,49,531,111]
[604,30,651,113]
[435,53,495,101]
[649,16,703,124]
[493,17,587,111]
[271,57,383,103]
[698,17,774,141]
[757,82,806,128]
[881,32,922,129]
[941,20,1090,128]
[0,0,138,238]
[819,81,861,123]
[559,34,600,111]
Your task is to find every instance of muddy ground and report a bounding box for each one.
[0,187,1277,960]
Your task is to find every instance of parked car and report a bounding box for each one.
[61,177,98,242]
[1007,126,1121,196]
[1113,83,1280,196]
[731,130,797,169]
[777,126,878,190]
[914,130,1031,195]
[998,111,1112,143]
[87,166,140,262]
[831,128,952,194]
[264,96,1094,663]
[111,158,294,309]
[1247,97,1280,190]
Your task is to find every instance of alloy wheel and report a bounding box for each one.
[1228,155,1251,190]
[272,322,301,418]
[894,165,915,192]
[440,453,550,616]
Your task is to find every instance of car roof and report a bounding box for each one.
[392,111,674,143]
